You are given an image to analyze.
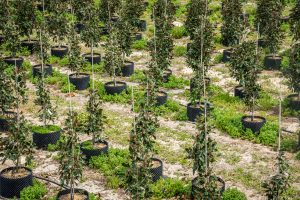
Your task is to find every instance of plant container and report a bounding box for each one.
[156,91,168,106]
[21,39,38,54]
[287,94,300,110]
[32,126,61,149]
[32,64,53,77]
[104,81,127,95]
[0,111,16,132]
[83,53,101,64]
[240,13,249,21]
[0,35,4,44]
[150,158,163,182]
[258,38,266,48]
[3,57,24,68]
[75,23,85,33]
[0,167,33,198]
[100,26,109,35]
[241,116,266,133]
[69,73,90,91]
[51,45,68,58]
[81,140,109,160]
[132,33,143,41]
[163,69,172,83]
[264,55,282,70]
[187,102,212,122]
[56,188,89,200]
[281,16,290,23]
[122,61,134,77]
[137,20,147,32]
[111,16,119,22]
[222,48,233,62]
[234,85,245,99]
[191,176,225,199]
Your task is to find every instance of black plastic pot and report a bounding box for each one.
[75,23,85,33]
[0,35,4,44]
[138,20,147,32]
[122,61,134,77]
[57,188,89,200]
[111,16,119,22]
[69,73,90,90]
[3,57,24,68]
[0,111,16,132]
[156,91,168,106]
[187,102,212,122]
[258,38,266,48]
[33,128,61,149]
[191,176,225,199]
[51,46,69,58]
[83,53,101,64]
[21,40,38,54]
[163,69,172,83]
[104,81,127,95]
[100,26,109,35]
[264,55,282,70]
[240,13,249,21]
[287,94,300,111]
[150,158,163,182]
[132,33,143,41]
[0,167,33,198]
[222,48,233,62]
[241,116,266,133]
[81,140,109,160]
[234,85,245,99]
[32,64,53,77]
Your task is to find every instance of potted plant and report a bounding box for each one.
[68,19,90,91]
[47,0,69,58]
[186,5,214,122]
[32,75,60,149]
[81,4,102,65]
[33,3,52,77]
[0,63,33,198]
[126,83,161,199]
[187,115,225,199]
[290,0,300,41]
[229,42,255,99]
[285,43,300,110]
[99,0,121,23]
[70,0,91,33]
[0,0,8,44]
[256,0,284,70]
[104,21,127,95]
[57,110,89,200]
[241,42,266,133]
[16,0,37,55]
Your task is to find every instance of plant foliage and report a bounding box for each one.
[285,42,300,96]
[290,0,300,41]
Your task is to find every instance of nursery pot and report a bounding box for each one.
[137,19,147,32]
[21,40,38,54]
[187,102,212,122]
[51,45,69,58]
[222,48,233,62]
[287,94,300,111]
[0,167,33,198]
[3,57,24,68]
[0,35,4,44]
[32,64,53,77]
[150,158,163,182]
[241,116,266,133]
[111,16,119,22]
[83,53,101,64]
[100,26,109,35]
[234,85,245,99]
[264,54,282,70]
[104,81,127,95]
[69,73,90,90]
[191,176,225,199]
[75,23,85,33]
[57,188,89,200]
[121,61,134,77]
[240,13,249,21]
[163,69,172,83]
[0,111,16,132]
[132,32,143,41]
[258,39,266,48]
[156,91,168,106]
[32,126,61,149]
[81,140,109,160]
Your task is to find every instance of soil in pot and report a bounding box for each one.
[3,57,24,68]
[0,167,33,198]
[104,81,127,95]
[83,53,101,64]
[69,73,90,90]
[287,94,300,110]
[241,116,266,133]
[264,55,282,70]
[222,48,233,62]
[121,61,134,77]
[32,125,61,149]
[57,189,89,200]
[32,64,52,77]
[156,91,168,106]
[51,46,69,58]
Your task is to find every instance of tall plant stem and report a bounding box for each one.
[91,41,95,91]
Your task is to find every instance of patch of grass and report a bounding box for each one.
[132,39,147,50]
[212,53,223,64]
[171,26,188,39]
[162,75,189,89]
[156,100,188,121]
[129,69,146,82]
[257,91,279,111]
[20,180,47,200]
[223,188,247,200]
[31,125,61,134]
[173,46,187,57]
[83,62,104,73]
